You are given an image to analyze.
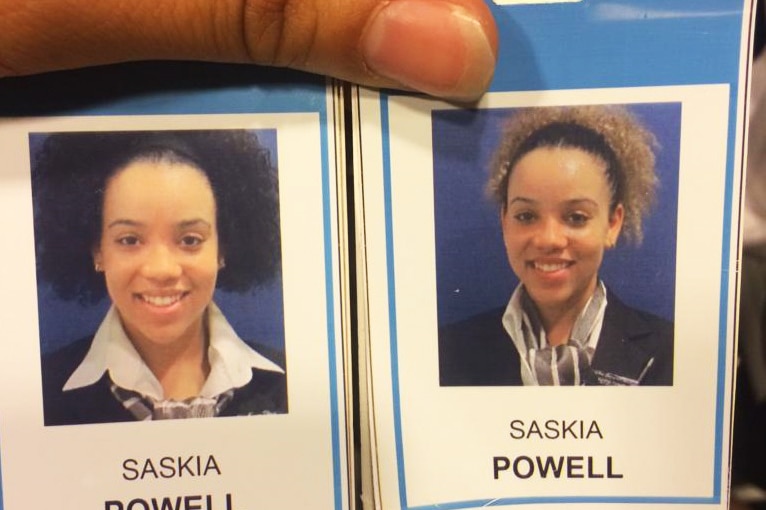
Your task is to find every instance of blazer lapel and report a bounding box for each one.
[586,294,658,385]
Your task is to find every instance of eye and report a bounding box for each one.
[512,211,537,224]
[565,212,590,227]
[116,234,140,246]
[179,234,204,249]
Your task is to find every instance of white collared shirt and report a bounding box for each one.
[63,303,284,400]
[501,281,608,385]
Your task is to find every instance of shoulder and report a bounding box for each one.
[41,336,133,425]
[246,341,286,371]
[220,340,287,416]
[604,291,674,341]
[438,308,522,386]
[224,366,288,416]
[597,290,674,386]
[41,336,94,395]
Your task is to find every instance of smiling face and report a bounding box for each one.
[93,158,219,353]
[501,146,623,318]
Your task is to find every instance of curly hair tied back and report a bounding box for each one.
[487,105,658,244]
[32,130,280,304]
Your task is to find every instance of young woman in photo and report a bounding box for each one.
[439,106,674,386]
[34,130,287,424]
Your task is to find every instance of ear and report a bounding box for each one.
[500,207,511,249]
[217,244,226,270]
[606,203,624,248]
[92,248,104,272]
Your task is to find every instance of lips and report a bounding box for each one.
[530,260,573,273]
[135,292,188,307]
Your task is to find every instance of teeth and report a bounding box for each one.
[141,294,182,307]
[534,262,569,272]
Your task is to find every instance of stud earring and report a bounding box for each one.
[218,258,226,269]
[94,262,103,272]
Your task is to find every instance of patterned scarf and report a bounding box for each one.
[521,285,605,385]
[110,382,234,420]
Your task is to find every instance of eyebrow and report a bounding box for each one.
[105,219,143,230]
[507,197,536,207]
[565,198,599,208]
[507,197,600,208]
[105,219,213,230]
[177,219,213,231]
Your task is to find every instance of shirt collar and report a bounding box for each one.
[502,286,536,384]
[501,281,608,385]
[63,303,284,400]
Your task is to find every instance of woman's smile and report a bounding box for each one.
[524,258,577,291]
[135,291,189,308]
[528,259,574,273]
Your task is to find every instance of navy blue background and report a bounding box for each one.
[433,103,681,326]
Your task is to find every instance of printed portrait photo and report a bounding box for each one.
[435,103,680,387]
[31,129,288,425]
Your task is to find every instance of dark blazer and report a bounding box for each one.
[438,290,673,386]
[41,336,288,426]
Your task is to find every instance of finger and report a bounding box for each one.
[0,0,498,101]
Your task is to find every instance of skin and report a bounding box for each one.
[501,147,624,346]
[0,0,498,102]
[93,159,219,399]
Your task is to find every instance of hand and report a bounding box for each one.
[0,0,498,101]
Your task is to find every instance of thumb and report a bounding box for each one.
[0,0,498,101]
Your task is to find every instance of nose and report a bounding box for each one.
[140,244,182,281]
[532,217,567,250]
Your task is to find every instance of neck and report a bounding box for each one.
[538,306,580,347]
[531,281,599,347]
[128,320,211,400]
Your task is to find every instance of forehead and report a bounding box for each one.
[507,146,610,198]
[102,159,216,215]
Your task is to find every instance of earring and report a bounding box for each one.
[94,262,103,272]
[218,258,226,269]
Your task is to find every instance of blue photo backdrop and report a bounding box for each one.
[31,129,285,355]
[433,102,681,327]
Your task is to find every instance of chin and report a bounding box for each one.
[135,325,196,348]
[529,288,578,309]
